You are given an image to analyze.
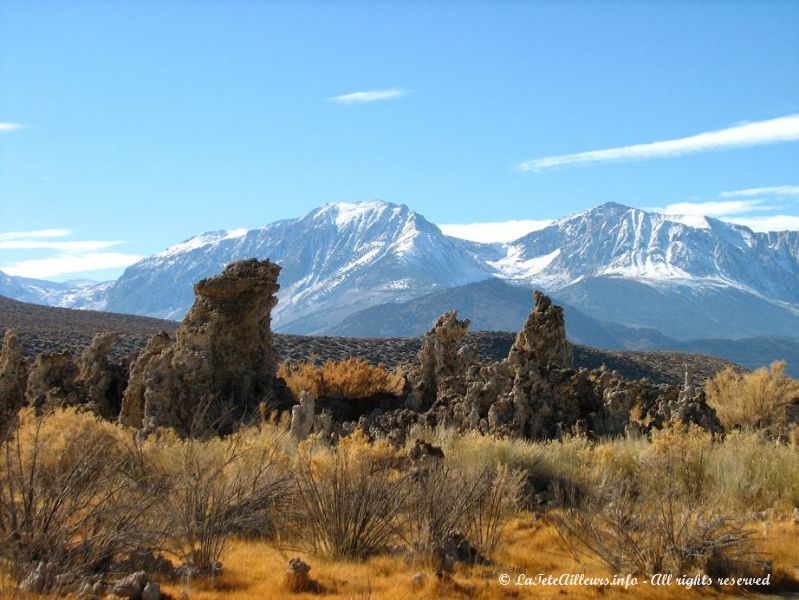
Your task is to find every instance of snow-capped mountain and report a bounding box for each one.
[480,202,799,339]
[0,271,111,311]
[487,202,799,304]
[3,200,798,340]
[103,201,493,332]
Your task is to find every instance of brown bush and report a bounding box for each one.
[140,428,294,574]
[291,442,409,560]
[705,361,799,434]
[550,427,759,576]
[278,358,405,399]
[400,460,524,565]
[0,409,157,587]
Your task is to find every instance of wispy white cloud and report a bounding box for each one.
[1,253,143,279]
[0,229,72,241]
[720,185,799,198]
[724,215,799,232]
[329,89,407,104]
[518,114,799,172]
[652,199,770,217]
[0,240,122,251]
[0,229,140,278]
[0,122,25,132]
[439,219,553,243]
[649,184,799,231]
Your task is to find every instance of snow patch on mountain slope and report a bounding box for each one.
[157,228,249,257]
[488,247,560,278]
[664,214,711,229]
[332,200,391,227]
[7,200,799,339]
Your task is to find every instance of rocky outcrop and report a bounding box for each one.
[24,352,79,410]
[459,291,580,438]
[110,571,161,599]
[118,332,172,428]
[363,291,724,442]
[16,332,129,418]
[15,333,127,418]
[510,291,572,369]
[636,365,723,434]
[118,259,283,435]
[0,329,27,432]
[75,333,126,418]
[407,311,475,410]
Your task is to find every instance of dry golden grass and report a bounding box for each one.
[145,517,799,600]
[705,361,799,433]
[2,411,799,599]
[278,358,405,399]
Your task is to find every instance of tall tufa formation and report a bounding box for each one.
[75,332,127,418]
[25,352,80,410]
[407,311,475,411]
[485,290,578,437]
[118,332,171,429]
[119,259,282,435]
[509,291,572,370]
[2,329,127,421]
[369,290,723,442]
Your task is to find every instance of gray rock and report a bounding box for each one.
[290,390,315,440]
[112,571,149,598]
[19,561,54,594]
[142,581,161,600]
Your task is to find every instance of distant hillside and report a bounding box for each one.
[0,294,177,360]
[328,278,671,347]
[329,279,799,377]
[0,294,737,386]
[670,336,799,374]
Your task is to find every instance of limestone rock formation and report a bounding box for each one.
[658,365,723,433]
[0,329,27,432]
[367,291,724,442]
[118,332,172,428]
[118,259,283,434]
[407,311,475,410]
[75,332,126,418]
[111,571,154,599]
[25,352,80,410]
[509,290,573,370]
[463,290,579,438]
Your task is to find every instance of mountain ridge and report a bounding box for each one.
[329,278,799,376]
[2,200,798,345]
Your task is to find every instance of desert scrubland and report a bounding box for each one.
[0,260,798,599]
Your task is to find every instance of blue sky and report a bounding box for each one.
[1,0,798,280]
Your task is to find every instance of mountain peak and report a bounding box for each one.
[157,228,250,258]
[560,202,715,231]
[313,200,410,226]
[596,201,634,212]
[553,201,634,226]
